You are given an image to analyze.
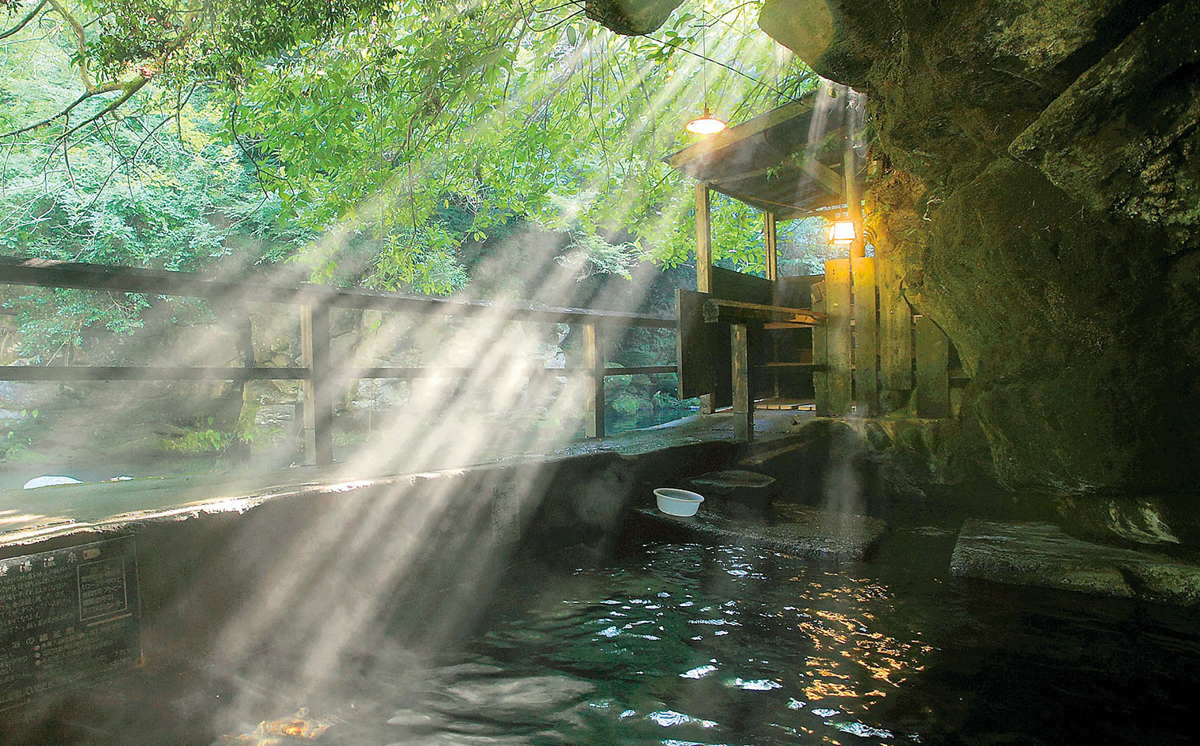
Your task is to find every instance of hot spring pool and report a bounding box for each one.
[10,506,1200,745]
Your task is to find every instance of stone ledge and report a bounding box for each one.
[951,519,1200,605]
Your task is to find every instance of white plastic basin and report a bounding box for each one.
[654,488,705,517]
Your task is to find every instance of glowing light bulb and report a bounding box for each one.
[686,108,727,135]
[830,220,857,246]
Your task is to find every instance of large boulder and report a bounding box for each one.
[584,0,686,35]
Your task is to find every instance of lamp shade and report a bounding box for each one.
[830,220,857,245]
[686,108,727,135]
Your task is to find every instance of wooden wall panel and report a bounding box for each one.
[676,289,714,399]
[852,257,878,415]
[811,281,829,414]
[711,266,773,304]
[824,259,852,416]
[878,258,913,392]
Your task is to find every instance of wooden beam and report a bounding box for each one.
[583,323,605,438]
[731,323,753,442]
[703,298,825,326]
[844,148,865,259]
[695,185,714,416]
[710,157,843,198]
[0,366,312,381]
[764,212,778,282]
[695,184,712,294]
[602,366,677,376]
[0,365,679,383]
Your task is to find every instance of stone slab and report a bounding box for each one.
[634,502,887,563]
[951,519,1200,605]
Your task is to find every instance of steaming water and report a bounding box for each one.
[26,505,1194,746]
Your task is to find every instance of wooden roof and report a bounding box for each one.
[667,95,862,220]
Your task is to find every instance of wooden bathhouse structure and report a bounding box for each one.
[668,93,961,439]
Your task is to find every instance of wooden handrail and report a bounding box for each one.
[702,298,825,326]
[0,257,676,329]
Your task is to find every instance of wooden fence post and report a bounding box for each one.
[696,183,715,415]
[584,322,605,438]
[731,323,752,441]
[301,303,333,467]
[812,281,829,414]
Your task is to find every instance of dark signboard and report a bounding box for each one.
[0,536,141,710]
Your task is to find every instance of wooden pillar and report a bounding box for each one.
[696,183,712,293]
[696,182,715,414]
[852,256,879,415]
[844,148,865,259]
[301,303,333,467]
[731,323,752,442]
[583,322,605,438]
[764,211,778,282]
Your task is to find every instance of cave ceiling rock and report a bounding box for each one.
[1010,0,1200,252]
[584,0,687,35]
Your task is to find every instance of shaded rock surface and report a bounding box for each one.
[688,469,777,508]
[584,0,684,35]
[633,502,887,562]
[763,0,1200,492]
[951,519,1200,605]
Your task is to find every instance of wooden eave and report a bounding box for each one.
[667,95,859,220]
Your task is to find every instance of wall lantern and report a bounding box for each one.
[829,220,857,246]
[686,107,727,135]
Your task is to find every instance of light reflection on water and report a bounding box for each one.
[207,538,1200,746]
[398,543,927,745]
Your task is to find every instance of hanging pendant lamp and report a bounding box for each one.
[686,15,727,136]
[686,107,727,135]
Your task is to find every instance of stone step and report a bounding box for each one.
[633,502,887,563]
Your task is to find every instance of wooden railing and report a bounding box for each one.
[0,258,677,466]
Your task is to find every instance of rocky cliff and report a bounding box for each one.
[589,0,1200,492]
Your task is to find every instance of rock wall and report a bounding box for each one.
[592,0,1200,492]
[758,0,1199,492]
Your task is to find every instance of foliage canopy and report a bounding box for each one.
[1,0,831,358]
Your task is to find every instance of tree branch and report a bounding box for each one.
[45,0,96,90]
[0,0,49,41]
[1,2,201,140]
